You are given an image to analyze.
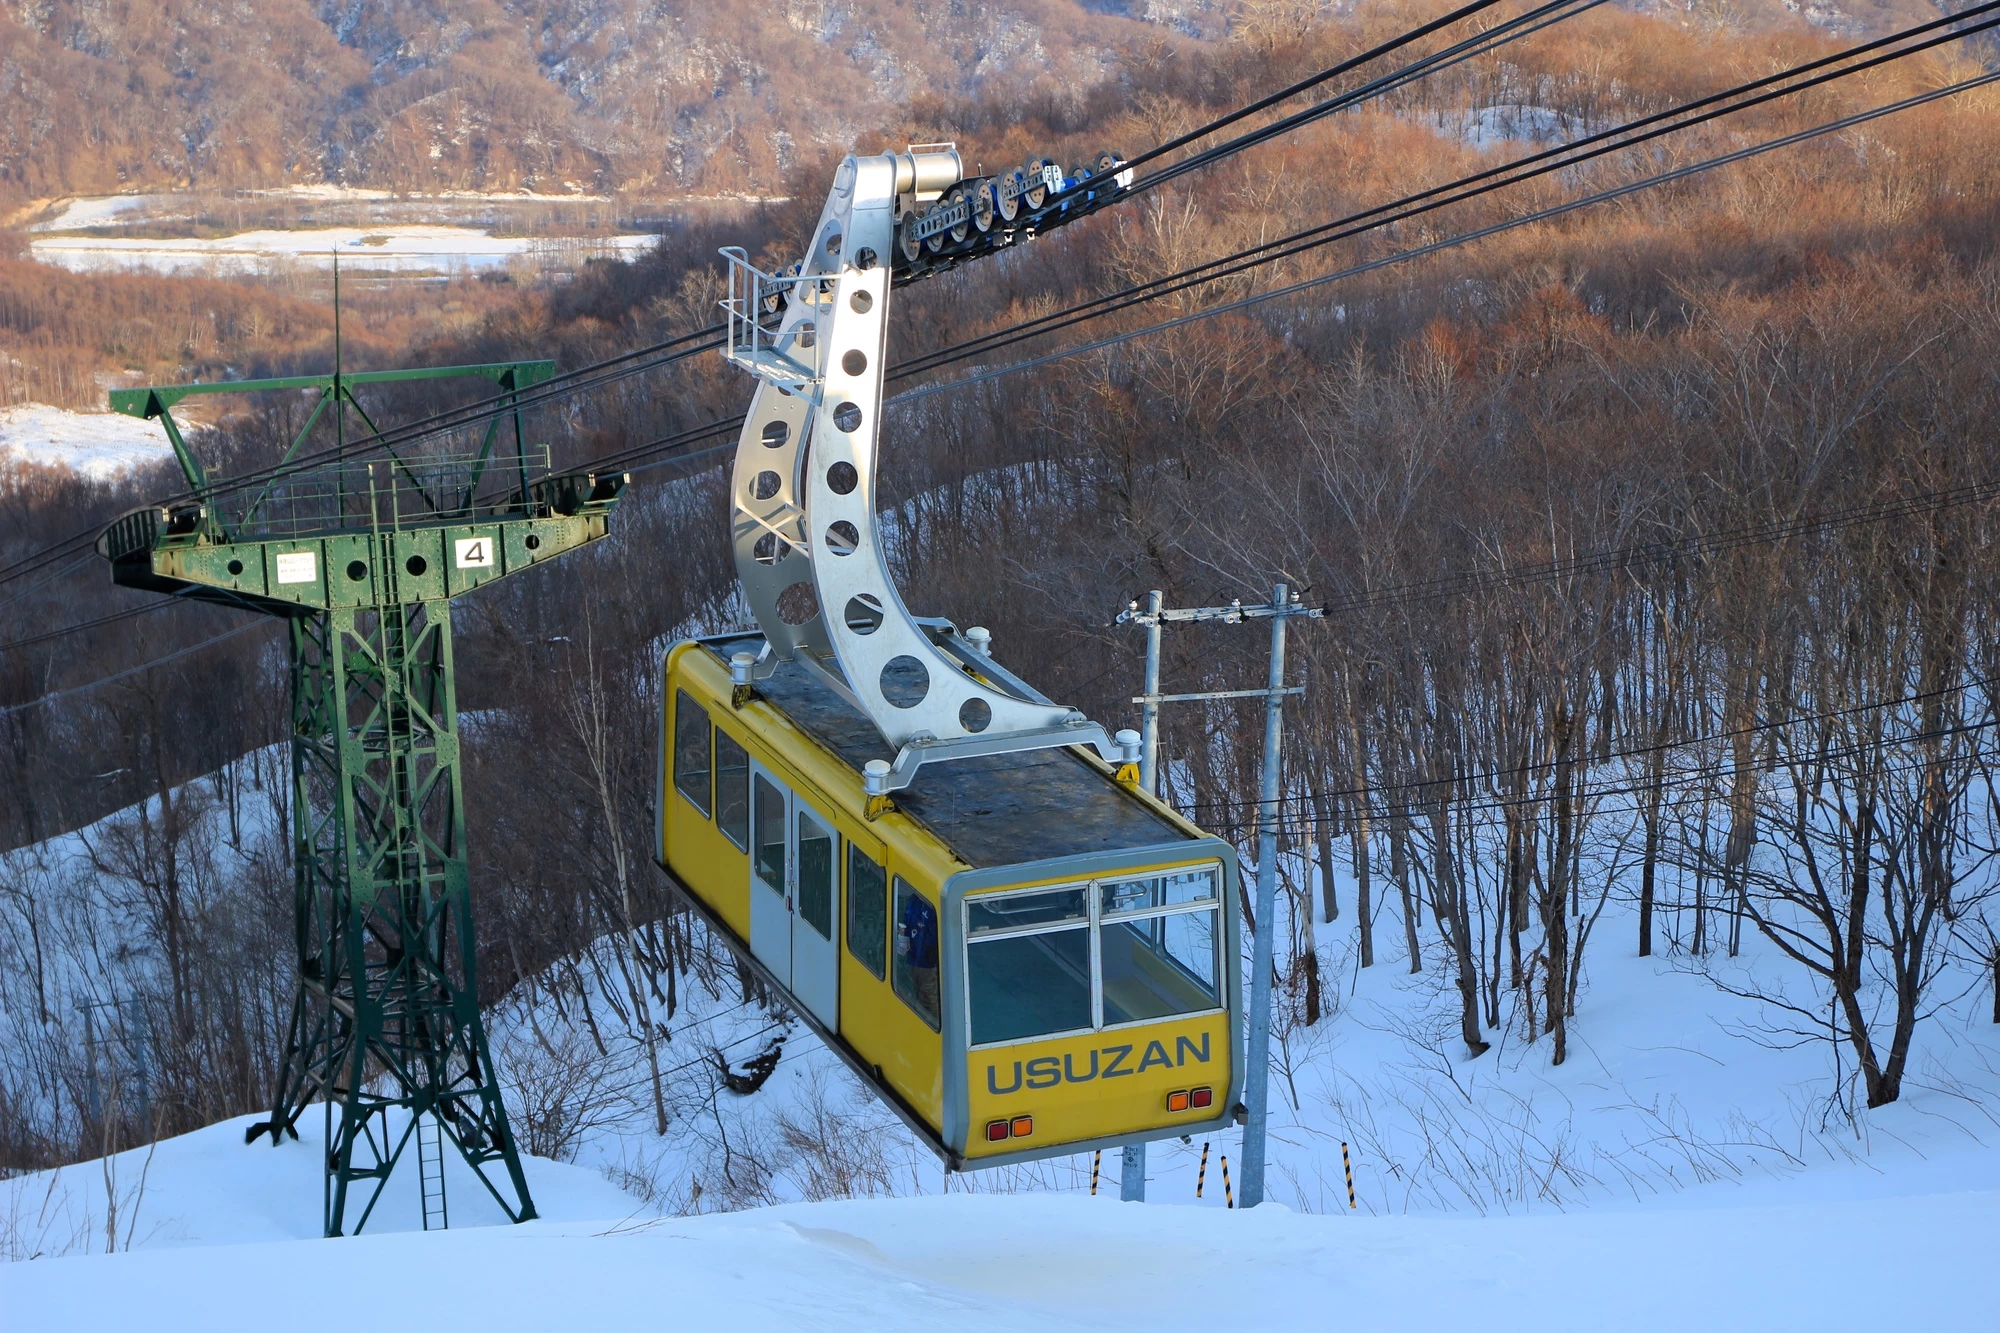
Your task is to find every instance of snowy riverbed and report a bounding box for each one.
[28,224,657,278]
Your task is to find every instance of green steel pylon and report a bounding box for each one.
[96,360,623,1236]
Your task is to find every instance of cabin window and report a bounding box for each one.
[1099,909,1219,1025]
[753,774,786,890]
[892,877,941,1030]
[968,921,1092,1045]
[847,845,888,979]
[965,865,1223,1047]
[797,810,835,941]
[673,691,711,816]
[714,730,749,850]
[1098,868,1221,1025]
[967,886,1085,935]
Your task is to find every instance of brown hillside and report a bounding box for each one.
[0,0,1190,204]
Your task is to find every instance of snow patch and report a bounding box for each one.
[1454,103,1581,150]
[29,225,659,278]
[0,404,179,481]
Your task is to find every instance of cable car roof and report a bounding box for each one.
[699,635,1197,870]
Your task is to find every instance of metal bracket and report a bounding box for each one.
[882,721,1121,792]
[721,145,1121,784]
[1133,686,1305,705]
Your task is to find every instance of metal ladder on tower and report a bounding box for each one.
[416,1112,448,1231]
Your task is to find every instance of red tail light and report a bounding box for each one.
[986,1119,1010,1142]
[1010,1115,1034,1138]
[1190,1086,1214,1109]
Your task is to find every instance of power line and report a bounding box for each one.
[0,622,269,715]
[890,18,2000,394]
[0,0,1601,598]
[1190,672,2000,818]
[12,32,1994,690]
[1112,0,1518,181]
[0,601,171,653]
[1200,720,2000,840]
[910,0,2000,376]
[560,26,2000,489]
[184,0,1597,508]
[1120,0,1616,200]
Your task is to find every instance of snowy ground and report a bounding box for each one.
[0,403,178,480]
[20,185,784,235]
[29,224,658,278]
[8,738,2000,1323]
[3,1110,1996,1330]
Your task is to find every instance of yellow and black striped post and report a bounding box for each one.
[1196,1141,1210,1199]
[1090,1150,1101,1196]
[1220,1154,1234,1209]
[1341,1142,1356,1209]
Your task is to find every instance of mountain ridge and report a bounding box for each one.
[0,0,1191,205]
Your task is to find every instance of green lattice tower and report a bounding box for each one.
[96,362,624,1236]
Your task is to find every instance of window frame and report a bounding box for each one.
[751,771,787,891]
[672,690,713,817]
[846,843,888,980]
[713,727,750,852]
[960,862,1225,1051]
[794,805,836,942]
[892,875,942,1032]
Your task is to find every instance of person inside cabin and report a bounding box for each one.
[896,888,940,1021]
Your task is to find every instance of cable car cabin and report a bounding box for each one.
[655,634,1243,1169]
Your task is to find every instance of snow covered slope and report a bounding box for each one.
[0,404,176,480]
[8,735,2000,1327]
[3,1111,1996,1331]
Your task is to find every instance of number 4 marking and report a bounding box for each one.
[454,537,495,569]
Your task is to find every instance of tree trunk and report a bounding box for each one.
[1390,802,1419,973]
[1427,801,1488,1057]
[1346,699,1375,968]
[1310,781,1339,923]
[1638,732,1666,957]
[1542,699,1576,1066]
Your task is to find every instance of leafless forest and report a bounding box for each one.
[4,2,2000,1182]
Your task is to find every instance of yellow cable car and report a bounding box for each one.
[655,633,1244,1169]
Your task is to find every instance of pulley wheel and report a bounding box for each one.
[944,185,971,244]
[995,170,1021,222]
[970,182,996,233]
[1022,157,1049,211]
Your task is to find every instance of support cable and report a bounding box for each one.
[896,0,2000,378]
[9,33,1995,673]
[0,0,1622,593]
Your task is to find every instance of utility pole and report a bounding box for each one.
[1118,584,1322,1209]
[1117,590,1166,1202]
[1140,588,1164,794]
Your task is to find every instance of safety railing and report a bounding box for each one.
[719,247,827,392]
